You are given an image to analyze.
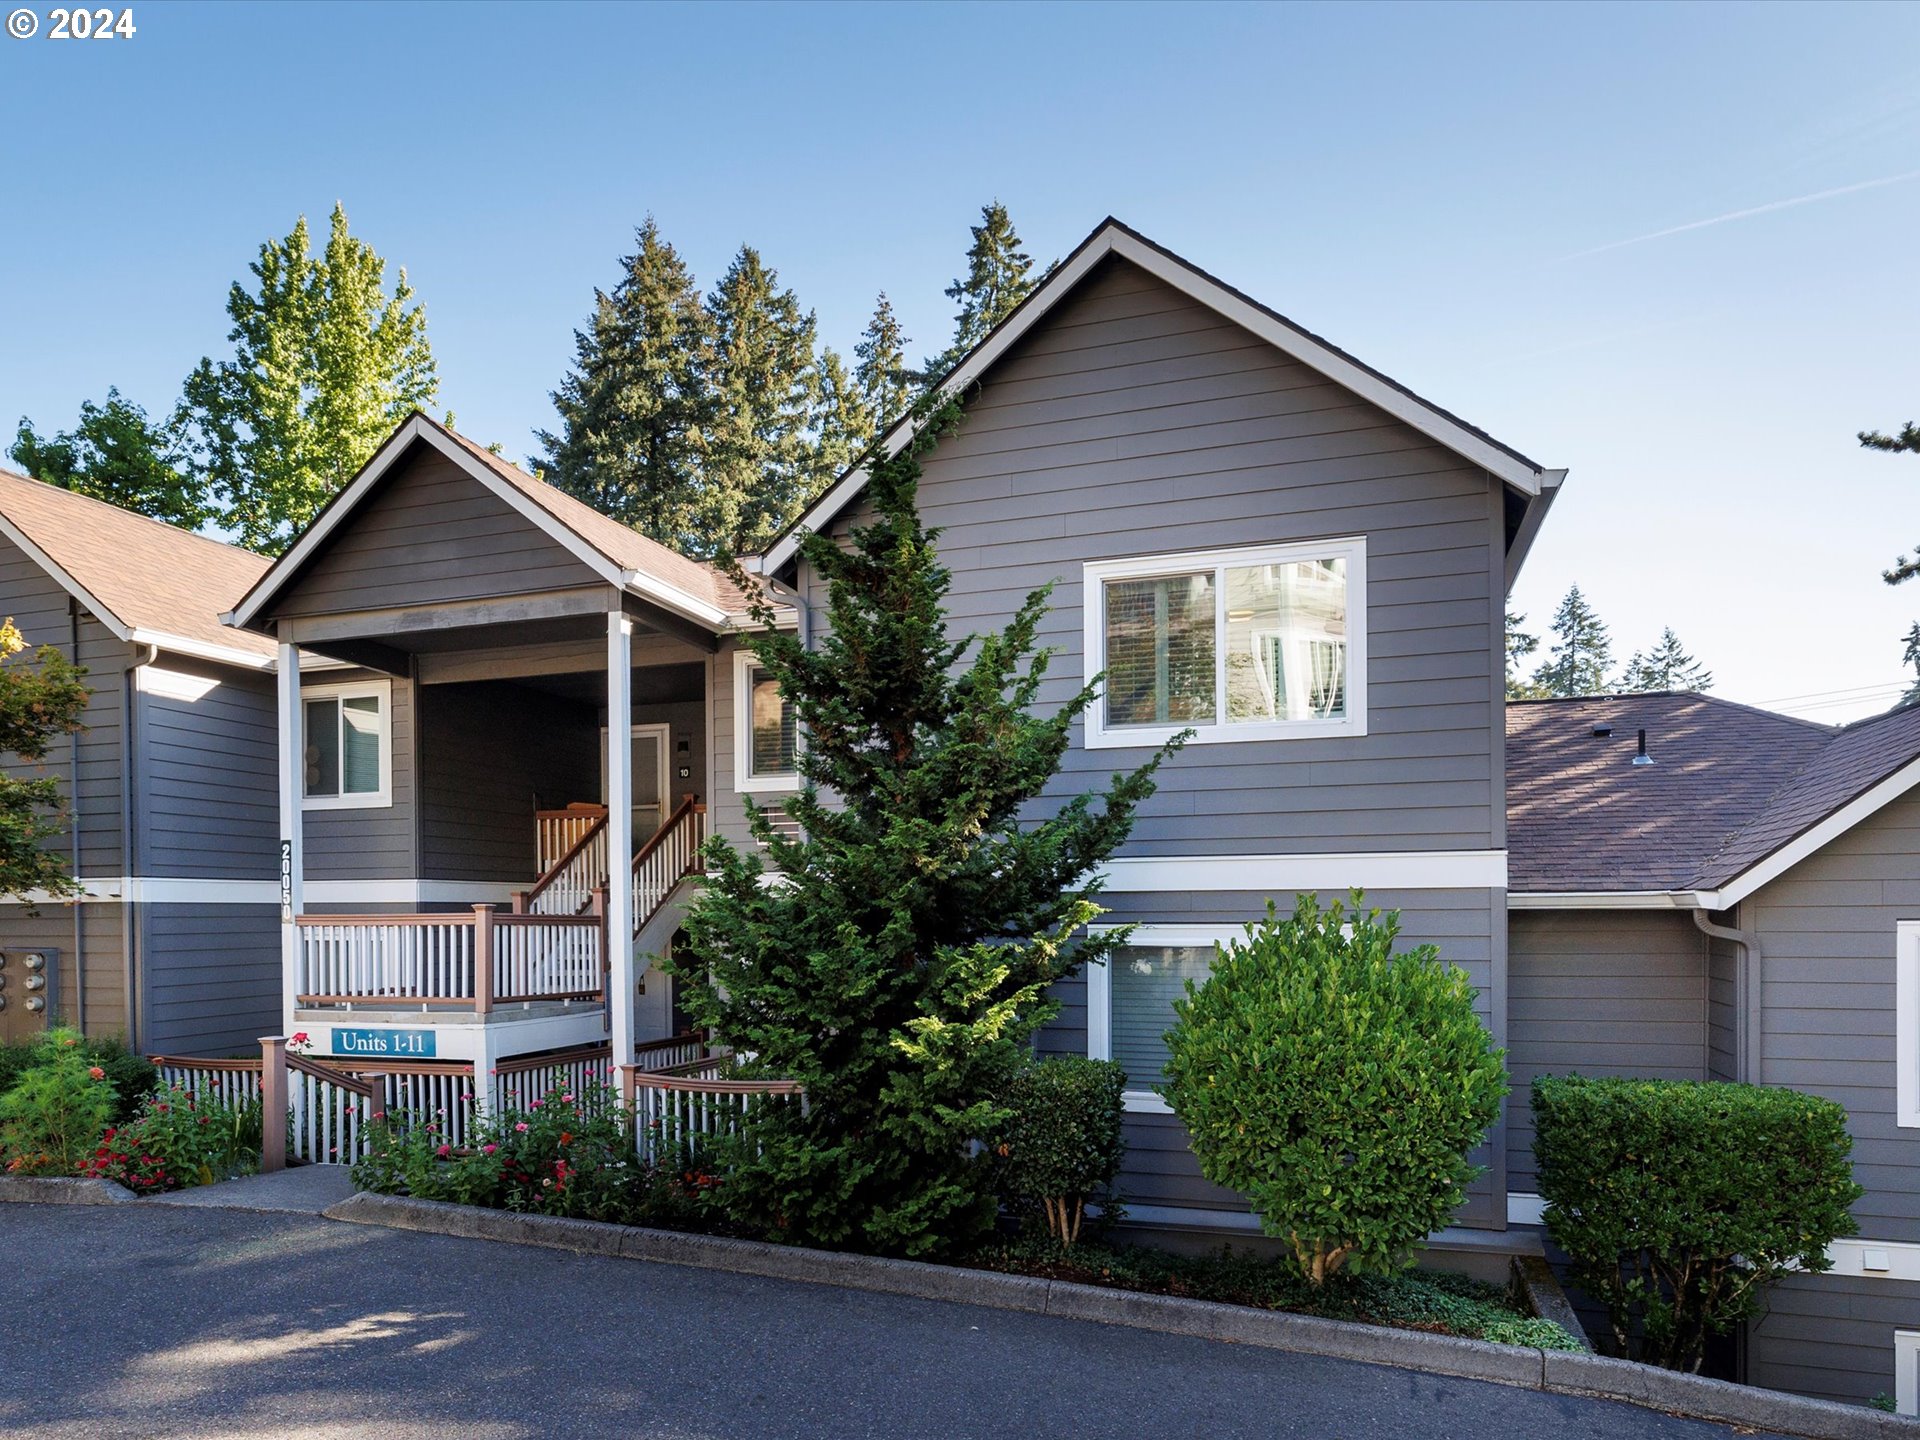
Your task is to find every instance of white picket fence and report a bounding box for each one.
[621,1056,805,1165]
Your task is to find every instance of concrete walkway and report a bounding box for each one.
[145,1164,357,1214]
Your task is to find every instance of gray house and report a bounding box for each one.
[1509,692,1920,1408]
[0,467,281,1054]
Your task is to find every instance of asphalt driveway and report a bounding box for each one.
[0,1204,1783,1440]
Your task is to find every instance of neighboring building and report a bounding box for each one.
[0,467,280,1055]
[1509,691,1920,1409]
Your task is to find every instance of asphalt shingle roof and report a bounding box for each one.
[0,466,274,661]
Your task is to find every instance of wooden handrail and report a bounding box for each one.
[523,811,610,908]
[493,1042,611,1076]
[288,1050,381,1102]
[148,1054,263,1072]
[625,1069,805,1097]
[632,794,704,873]
[536,803,609,820]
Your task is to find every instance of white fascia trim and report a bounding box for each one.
[128,628,276,672]
[1506,890,1702,910]
[622,569,730,629]
[1,878,522,907]
[759,222,1546,572]
[0,512,131,640]
[1715,754,1920,908]
[1099,849,1506,893]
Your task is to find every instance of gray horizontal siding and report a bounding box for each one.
[1746,1271,1915,1407]
[140,903,279,1057]
[137,658,278,880]
[0,532,126,877]
[1708,934,1740,1081]
[0,902,125,1044]
[1747,787,1920,1246]
[1039,885,1504,1229]
[1505,910,1710,1192]
[303,670,416,883]
[272,448,598,617]
[794,254,1505,858]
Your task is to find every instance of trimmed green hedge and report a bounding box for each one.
[1533,1074,1862,1371]
[996,1055,1126,1245]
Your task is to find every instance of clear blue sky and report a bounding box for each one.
[4,1,1918,720]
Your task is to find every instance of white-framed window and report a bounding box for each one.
[1081,537,1366,749]
[733,647,798,793]
[301,679,392,810]
[1897,1329,1920,1415]
[1086,924,1238,1114]
[1898,921,1920,1128]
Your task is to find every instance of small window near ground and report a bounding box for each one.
[1087,926,1236,1114]
[302,681,391,809]
[1083,538,1365,748]
[734,649,798,793]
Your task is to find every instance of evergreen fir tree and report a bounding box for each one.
[1534,585,1614,697]
[924,202,1035,381]
[702,245,822,555]
[1504,609,1546,700]
[535,218,713,552]
[671,392,1183,1258]
[1621,628,1714,693]
[810,347,874,489]
[853,291,911,431]
[178,203,438,554]
[11,389,209,529]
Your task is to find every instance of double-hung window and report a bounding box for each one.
[1083,537,1365,747]
[733,648,798,793]
[302,679,392,809]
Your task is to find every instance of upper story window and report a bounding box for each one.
[1082,537,1366,748]
[734,649,798,793]
[302,679,392,809]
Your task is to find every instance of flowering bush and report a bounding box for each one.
[75,1082,261,1192]
[353,1081,711,1228]
[0,1030,115,1174]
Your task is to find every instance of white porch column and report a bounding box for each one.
[606,611,635,1064]
[276,639,305,1036]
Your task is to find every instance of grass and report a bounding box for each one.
[969,1235,1584,1352]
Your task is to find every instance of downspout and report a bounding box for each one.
[1692,907,1762,1085]
[67,598,84,1033]
[120,640,159,1050]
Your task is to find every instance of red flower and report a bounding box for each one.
[87,1066,105,1081]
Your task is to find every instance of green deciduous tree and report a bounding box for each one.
[702,246,823,555]
[177,203,439,554]
[1534,585,1614,697]
[10,390,208,529]
[0,620,91,905]
[1163,894,1507,1287]
[535,219,715,552]
[854,291,912,433]
[670,392,1182,1258]
[1621,628,1713,693]
[924,202,1036,382]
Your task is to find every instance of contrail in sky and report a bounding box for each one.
[1558,168,1920,261]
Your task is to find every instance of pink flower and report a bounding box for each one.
[436,1144,451,1158]
[530,1100,543,1110]
[482,1144,497,1155]
[514,1122,529,1133]
[561,1093,574,1104]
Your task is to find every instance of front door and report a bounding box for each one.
[602,723,672,843]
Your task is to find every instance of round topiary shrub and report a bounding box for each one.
[996,1055,1126,1246]
[1163,893,1507,1285]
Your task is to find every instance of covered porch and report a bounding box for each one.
[222,414,789,1073]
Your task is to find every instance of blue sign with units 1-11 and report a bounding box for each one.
[331,1027,436,1059]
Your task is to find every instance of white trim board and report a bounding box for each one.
[1099,850,1506,893]
[1898,1331,1920,1416]
[2,878,521,907]
[1506,890,1700,911]
[1899,921,1920,1130]
[756,218,1549,574]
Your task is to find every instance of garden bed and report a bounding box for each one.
[968,1236,1582,1351]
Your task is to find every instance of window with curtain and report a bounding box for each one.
[1109,941,1216,1095]
[303,684,389,806]
[747,664,797,780]
[1086,537,1364,746]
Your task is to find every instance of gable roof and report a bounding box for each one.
[228,413,776,634]
[0,466,275,668]
[1508,692,1920,905]
[757,216,1557,575]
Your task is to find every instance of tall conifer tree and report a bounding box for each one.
[810,347,874,489]
[1535,586,1615,697]
[854,292,911,431]
[924,202,1035,381]
[177,203,438,554]
[702,246,822,554]
[536,219,713,552]
[1621,628,1713,693]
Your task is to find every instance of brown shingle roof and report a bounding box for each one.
[1506,693,1833,893]
[0,466,274,663]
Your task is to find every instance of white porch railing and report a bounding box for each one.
[522,808,609,917]
[149,1054,265,1110]
[295,904,605,1012]
[619,1056,804,1164]
[536,804,609,879]
[633,795,705,934]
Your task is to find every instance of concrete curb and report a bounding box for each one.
[0,1176,135,1205]
[323,1192,1920,1440]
